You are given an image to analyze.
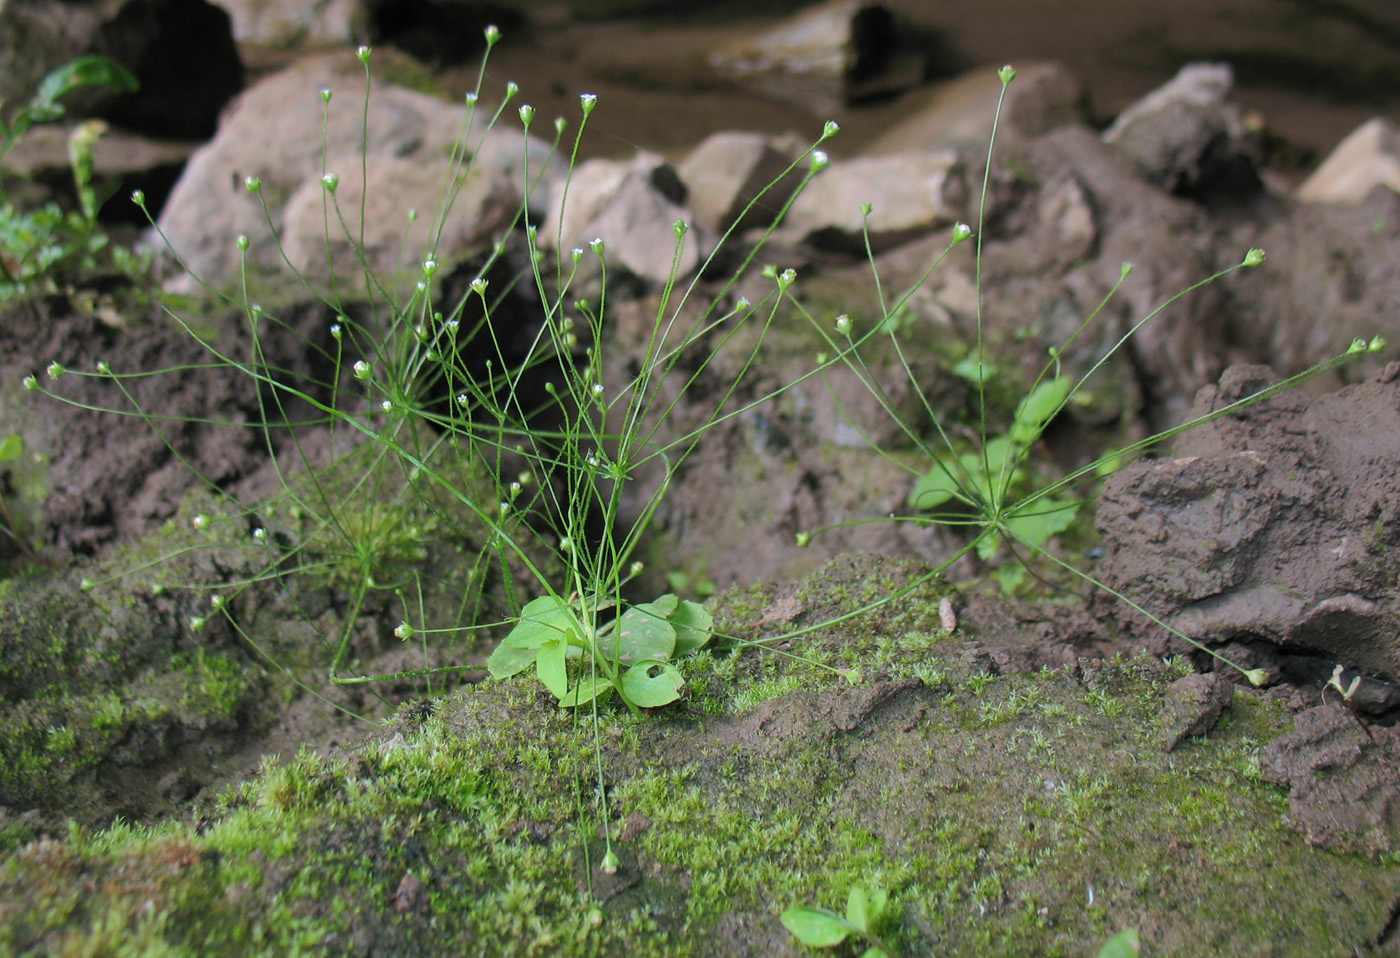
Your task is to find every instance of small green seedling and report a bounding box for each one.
[487,592,714,712]
[781,885,897,958]
[1,55,141,299]
[1326,664,1362,705]
[907,374,1079,586]
[1096,928,1141,958]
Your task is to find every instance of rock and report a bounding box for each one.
[866,62,1087,156]
[780,151,964,253]
[708,0,925,117]
[212,0,515,57]
[1260,703,1400,856]
[1094,363,1400,683]
[676,131,808,234]
[1102,62,1261,200]
[1219,186,1400,380]
[0,0,243,140]
[156,50,561,292]
[1158,672,1235,751]
[212,0,364,46]
[541,151,710,285]
[280,156,516,289]
[1296,118,1400,206]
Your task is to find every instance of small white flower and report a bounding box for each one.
[353,360,372,380]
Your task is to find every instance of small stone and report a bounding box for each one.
[393,871,430,915]
[1158,672,1235,752]
[1296,118,1400,206]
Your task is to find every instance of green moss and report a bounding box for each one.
[0,556,1394,956]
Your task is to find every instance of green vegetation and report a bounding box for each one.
[4,30,1395,958]
[0,558,1395,956]
[783,885,898,957]
[0,56,144,301]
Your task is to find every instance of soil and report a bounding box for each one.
[4,3,1400,956]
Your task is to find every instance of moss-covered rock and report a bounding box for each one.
[1,555,1394,956]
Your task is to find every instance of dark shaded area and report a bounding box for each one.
[367,0,528,66]
[95,0,244,139]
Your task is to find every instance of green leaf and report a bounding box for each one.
[1010,375,1073,443]
[780,906,852,947]
[867,887,888,924]
[953,356,997,383]
[1004,495,1078,550]
[0,435,22,463]
[845,886,870,932]
[1096,928,1141,958]
[618,661,684,708]
[488,595,579,681]
[536,637,568,699]
[560,675,613,708]
[608,601,676,668]
[670,599,714,655]
[33,57,139,113]
[502,595,576,650]
[907,464,961,511]
[486,642,536,680]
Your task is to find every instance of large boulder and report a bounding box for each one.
[155,50,561,293]
[1094,363,1400,686]
[1102,62,1261,201]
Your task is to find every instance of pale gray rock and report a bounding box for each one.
[780,151,965,252]
[866,62,1086,156]
[676,131,808,234]
[280,156,516,289]
[541,152,710,285]
[212,0,364,46]
[708,0,922,116]
[1297,118,1400,206]
[156,51,560,292]
[1103,62,1260,198]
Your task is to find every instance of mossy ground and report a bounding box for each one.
[1,554,1394,957]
